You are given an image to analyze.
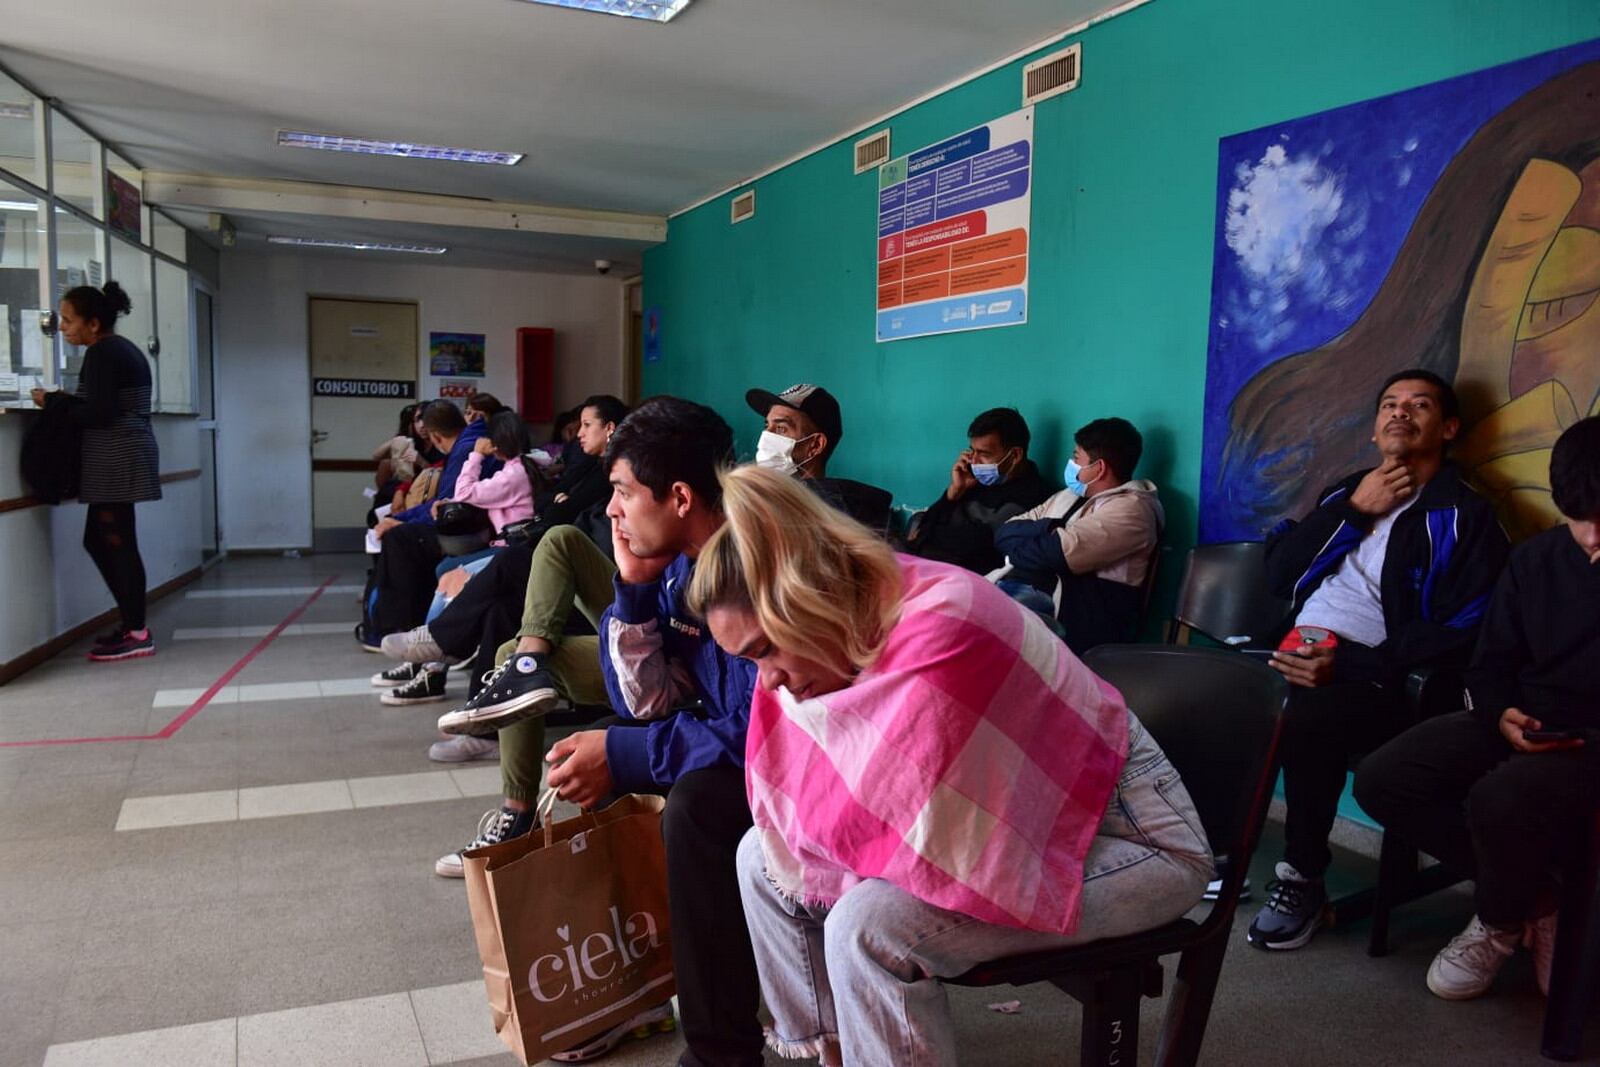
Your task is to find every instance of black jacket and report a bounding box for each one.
[1264,462,1508,686]
[1465,526,1600,732]
[808,476,893,533]
[911,459,1052,574]
[19,393,82,504]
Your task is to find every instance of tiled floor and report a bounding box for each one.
[0,554,1591,1066]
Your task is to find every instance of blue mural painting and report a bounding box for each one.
[1200,38,1600,543]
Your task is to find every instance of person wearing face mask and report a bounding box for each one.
[906,406,1051,574]
[745,383,892,531]
[990,417,1163,654]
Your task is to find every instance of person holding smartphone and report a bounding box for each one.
[1354,415,1600,1000]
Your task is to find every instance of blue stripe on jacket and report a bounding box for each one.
[1421,506,1459,623]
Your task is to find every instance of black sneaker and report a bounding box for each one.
[371,661,424,688]
[435,806,537,878]
[88,630,155,662]
[380,667,448,706]
[92,625,126,647]
[436,654,562,736]
[1245,862,1327,950]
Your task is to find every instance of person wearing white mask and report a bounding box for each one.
[745,383,892,531]
[990,417,1164,654]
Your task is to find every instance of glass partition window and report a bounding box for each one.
[108,236,154,379]
[0,175,46,406]
[152,210,186,262]
[53,206,104,391]
[0,72,42,189]
[155,258,191,412]
[50,109,101,219]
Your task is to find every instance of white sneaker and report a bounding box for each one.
[549,1002,676,1063]
[427,734,500,763]
[1525,912,1558,996]
[380,625,456,664]
[1427,915,1520,1000]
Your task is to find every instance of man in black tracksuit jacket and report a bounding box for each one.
[1244,370,1509,951]
[1353,415,1600,1001]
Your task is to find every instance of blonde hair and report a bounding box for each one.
[688,465,903,678]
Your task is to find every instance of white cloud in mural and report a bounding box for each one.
[1222,144,1368,352]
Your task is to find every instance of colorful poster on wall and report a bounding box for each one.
[1199,39,1600,545]
[429,331,486,377]
[438,379,479,399]
[876,108,1033,343]
[106,171,141,243]
[643,306,663,363]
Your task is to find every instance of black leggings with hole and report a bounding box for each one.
[83,502,148,632]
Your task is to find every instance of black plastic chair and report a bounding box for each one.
[1168,542,1289,650]
[950,645,1287,1067]
[1544,809,1600,1060]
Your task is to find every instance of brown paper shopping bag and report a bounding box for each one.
[463,793,676,1064]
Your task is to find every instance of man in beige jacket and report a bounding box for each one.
[990,417,1163,652]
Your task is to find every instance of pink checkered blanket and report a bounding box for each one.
[745,556,1130,934]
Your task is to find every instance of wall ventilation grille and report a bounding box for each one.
[853,130,892,175]
[730,189,756,224]
[1022,43,1080,106]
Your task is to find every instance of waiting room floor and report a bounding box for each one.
[0,554,1589,1066]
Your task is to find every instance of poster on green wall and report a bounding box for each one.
[876,108,1032,342]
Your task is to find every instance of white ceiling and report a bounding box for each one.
[0,0,1125,271]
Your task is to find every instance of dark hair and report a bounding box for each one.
[1075,417,1144,482]
[605,396,735,507]
[1375,369,1460,421]
[967,407,1031,453]
[581,394,630,428]
[1551,415,1600,520]
[422,398,467,436]
[466,392,504,418]
[61,281,132,334]
[486,410,531,458]
[396,403,419,436]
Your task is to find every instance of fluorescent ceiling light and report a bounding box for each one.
[268,235,447,254]
[517,0,692,22]
[0,102,32,120]
[0,199,38,212]
[277,129,522,166]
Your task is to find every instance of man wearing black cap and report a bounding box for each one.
[745,382,892,531]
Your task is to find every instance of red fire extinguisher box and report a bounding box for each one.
[516,327,555,422]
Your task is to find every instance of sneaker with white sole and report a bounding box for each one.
[427,734,500,763]
[372,661,423,687]
[436,654,562,737]
[1525,911,1558,996]
[435,806,536,878]
[1245,861,1326,950]
[549,1002,677,1063]
[1427,915,1520,999]
[380,668,448,705]
[380,625,458,665]
[87,630,155,662]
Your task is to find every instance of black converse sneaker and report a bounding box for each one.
[435,806,536,878]
[380,667,448,706]
[371,661,424,688]
[436,655,562,737]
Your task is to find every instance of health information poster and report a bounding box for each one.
[876,108,1033,342]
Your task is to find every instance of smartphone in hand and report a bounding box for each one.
[1522,728,1583,743]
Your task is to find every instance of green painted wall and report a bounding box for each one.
[642,0,1600,619]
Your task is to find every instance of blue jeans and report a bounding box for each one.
[736,712,1212,1066]
[424,551,498,625]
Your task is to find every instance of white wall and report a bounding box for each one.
[0,413,203,668]
[216,250,627,550]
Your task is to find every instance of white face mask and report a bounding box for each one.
[755,430,815,476]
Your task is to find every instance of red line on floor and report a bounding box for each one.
[0,574,341,749]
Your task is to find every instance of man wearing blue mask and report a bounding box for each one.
[990,417,1163,653]
[907,406,1051,574]
[746,383,892,531]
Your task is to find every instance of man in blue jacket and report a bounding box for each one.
[449,397,762,1066]
[1245,369,1509,951]
[364,400,495,645]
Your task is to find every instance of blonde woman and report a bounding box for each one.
[689,465,1212,1066]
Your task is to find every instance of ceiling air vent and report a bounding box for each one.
[730,188,755,224]
[854,130,892,175]
[1022,43,1081,106]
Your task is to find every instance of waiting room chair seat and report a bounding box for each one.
[1543,808,1600,1061]
[950,644,1287,1067]
[1168,541,1289,649]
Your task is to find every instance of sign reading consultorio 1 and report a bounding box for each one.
[312,377,415,399]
